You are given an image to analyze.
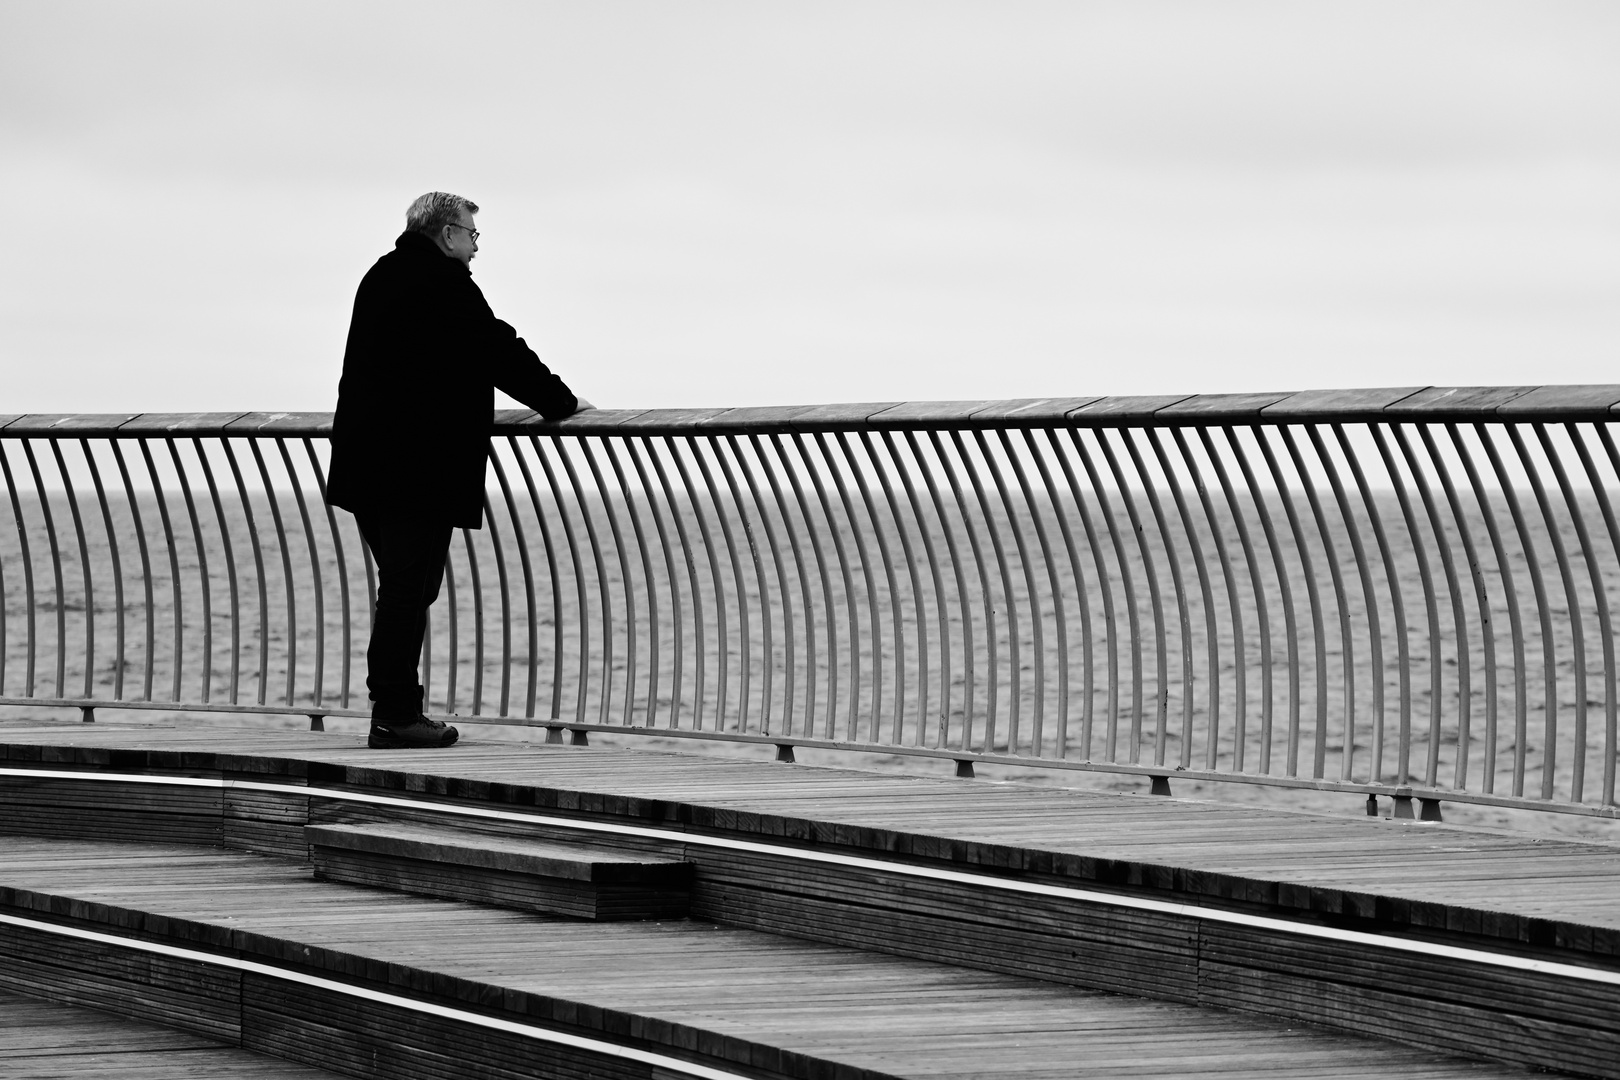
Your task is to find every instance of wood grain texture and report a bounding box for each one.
[0,836,1543,1080]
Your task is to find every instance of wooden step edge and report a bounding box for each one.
[304,822,693,884]
[0,897,906,1080]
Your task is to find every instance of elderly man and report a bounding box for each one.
[327,192,586,748]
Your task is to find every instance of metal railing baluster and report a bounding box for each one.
[50,441,95,700]
[22,442,67,698]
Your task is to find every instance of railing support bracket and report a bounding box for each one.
[954,759,975,779]
[1149,776,1172,797]
[307,715,325,732]
[1419,798,1444,822]
[1366,794,1379,817]
[79,706,95,724]
[774,744,796,763]
[544,726,565,745]
[570,729,589,746]
[1392,795,1415,819]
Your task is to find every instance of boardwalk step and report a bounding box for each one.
[0,987,344,1078]
[0,835,1543,1080]
[306,822,692,920]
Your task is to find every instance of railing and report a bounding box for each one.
[5,387,1620,818]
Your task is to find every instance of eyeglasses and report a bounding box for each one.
[447,223,480,243]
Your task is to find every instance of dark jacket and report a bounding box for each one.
[326,231,577,528]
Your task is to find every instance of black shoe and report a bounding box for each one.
[368,715,459,749]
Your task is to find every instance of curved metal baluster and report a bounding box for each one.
[1509,424,1581,801]
[932,429,996,753]
[1370,424,1437,787]
[960,430,1026,752]
[51,441,95,699]
[606,439,661,725]
[166,439,211,702]
[81,442,125,700]
[1176,430,1245,770]
[490,448,539,719]
[1417,425,1492,790]
[841,432,904,742]
[793,432,859,739]
[1582,424,1620,805]
[686,436,746,730]
[1392,425,1467,788]
[780,433,841,738]
[443,538,461,715]
[1253,426,1324,778]
[220,441,270,706]
[1200,428,1266,772]
[909,430,973,750]
[618,440,670,725]
[109,442,156,701]
[531,436,591,724]
[730,435,789,734]
[761,433,822,736]
[1026,428,1091,759]
[644,436,703,728]
[715,436,772,731]
[869,431,929,745]
[819,431,881,741]
[508,436,564,720]
[1479,425,1555,798]
[555,436,613,724]
[482,490,514,717]
[136,440,186,701]
[1544,423,1608,804]
[0,449,7,694]
[1123,430,1186,768]
[276,439,325,706]
[22,442,66,698]
[1096,428,1164,765]
[1449,424,1520,796]
[668,436,727,729]
[0,442,37,696]
[194,440,241,704]
[1302,430,1380,786]
[1280,426,1353,781]
[456,526,479,716]
[248,439,298,706]
[303,439,352,708]
[1050,429,1114,760]
[880,434,942,744]
[582,439,638,725]
[1066,428,1136,761]
[1226,428,1295,774]
[1146,427,1211,773]
[978,429,1043,754]
[1333,426,1403,784]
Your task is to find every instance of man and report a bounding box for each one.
[327,192,586,749]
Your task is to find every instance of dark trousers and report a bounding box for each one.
[354,512,455,720]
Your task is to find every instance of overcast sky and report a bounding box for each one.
[2,1,1616,414]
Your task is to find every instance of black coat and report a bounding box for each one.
[326,231,577,528]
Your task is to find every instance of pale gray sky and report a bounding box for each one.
[2,1,1616,412]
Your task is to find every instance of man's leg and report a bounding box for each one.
[355,511,458,748]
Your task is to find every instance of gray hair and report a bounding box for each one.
[405,191,479,237]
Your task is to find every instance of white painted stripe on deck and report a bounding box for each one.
[0,910,751,1080]
[4,765,1618,988]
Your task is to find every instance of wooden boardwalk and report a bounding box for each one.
[5,717,1616,935]
[0,988,338,1078]
[2,715,1618,1078]
[0,835,1535,1080]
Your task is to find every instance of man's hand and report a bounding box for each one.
[573,398,598,412]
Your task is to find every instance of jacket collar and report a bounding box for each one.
[393,230,469,273]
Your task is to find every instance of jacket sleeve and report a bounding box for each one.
[486,317,579,420]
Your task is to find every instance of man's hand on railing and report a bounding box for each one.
[573,398,597,412]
